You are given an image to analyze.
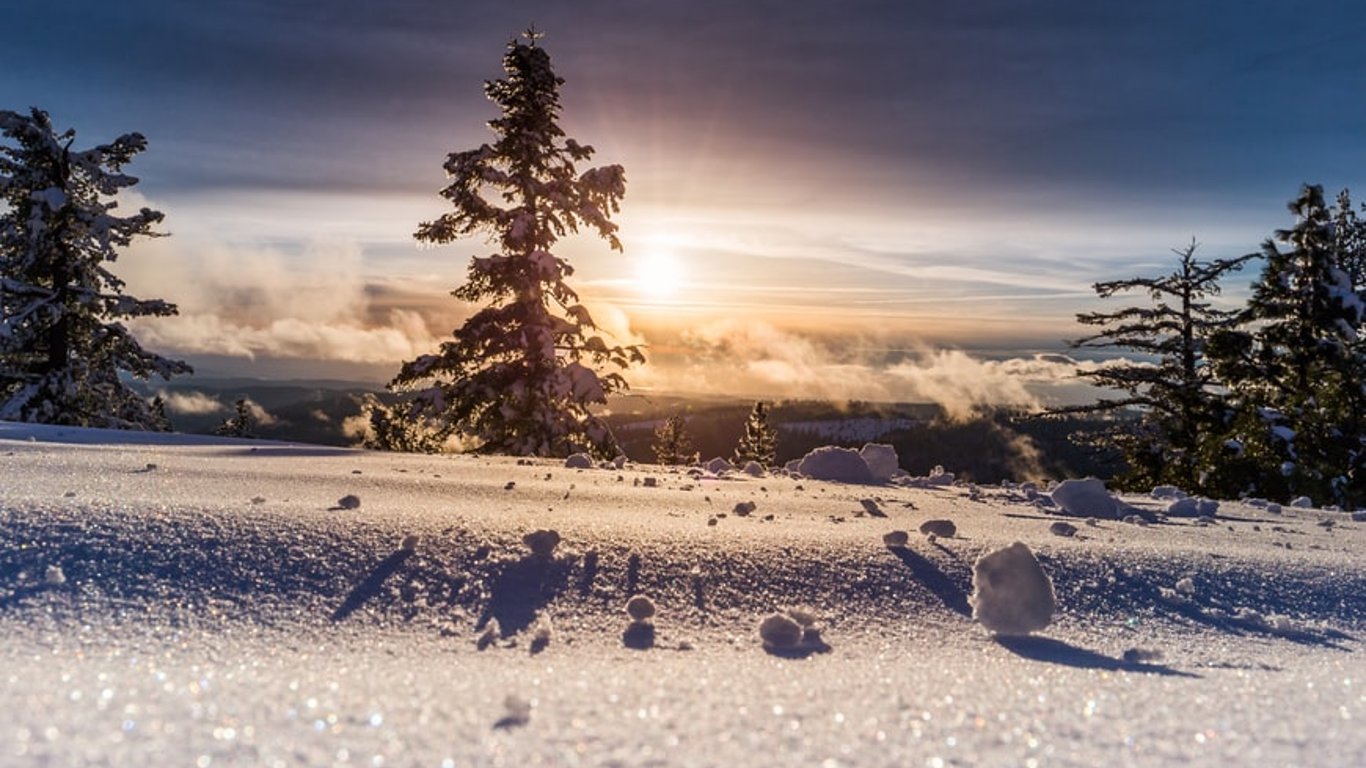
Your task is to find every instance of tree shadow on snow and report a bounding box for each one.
[475,554,572,638]
[331,548,414,621]
[887,545,972,618]
[995,635,1199,678]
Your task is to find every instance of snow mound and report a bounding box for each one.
[795,446,874,484]
[970,542,1056,636]
[704,457,733,475]
[1290,496,1314,509]
[859,443,900,482]
[564,453,593,469]
[1050,478,1118,519]
[902,465,955,488]
[740,461,765,477]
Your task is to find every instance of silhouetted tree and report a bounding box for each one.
[0,108,189,428]
[652,414,696,466]
[1063,240,1252,491]
[359,395,444,454]
[734,401,778,466]
[390,31,643,458]
[215,399,256,438]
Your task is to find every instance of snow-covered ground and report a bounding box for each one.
[1,422,1363,766]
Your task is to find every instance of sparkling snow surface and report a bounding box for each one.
[1,422,1364,766]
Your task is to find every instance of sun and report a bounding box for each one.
[633,250,685,300]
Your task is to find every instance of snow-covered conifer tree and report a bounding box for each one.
[733,401,778,467]
[1210,185,1366,505]
[652,414,696,466]
[214,399,256,439]
[390,32,643,458]
[1065,240,1252,492]
[0,108,189,429]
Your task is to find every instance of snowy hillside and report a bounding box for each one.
[1,422,1363,766]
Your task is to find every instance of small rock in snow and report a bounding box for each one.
[1050,478,1118,519]
[504,481,516,490]
[882,530,910,548]
[564,453,593,469]
[494,695,531,729]
[970,542,1056,635]
[758,613,804,649]
[625,595,656,622]
[336,494,361,510]
[523,529,561,559]
[919,519,957,538]
[1048,521,1078,537]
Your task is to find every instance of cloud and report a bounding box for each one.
[117,217,445,364]
[634,319,1131,419]
[156,390,226,415]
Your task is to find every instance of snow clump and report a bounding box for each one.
[523,529,561,559]
[758,613,804,649]
[1290,496,1314,509]
[1048,521,1078,537]
[970,542,1056,635]
[882,530,910,548]
[625,595,656,622]
[44,565,66,586]
[1150,485,1187,500]
[704,457,733,475]
[795,446,874,484]
[336,494,361,510]
[564,453,593,469]
[1049,478,1118,518]
[741,461,765,477]
[919,519,957,538]
[859,443,900,482]
[732,501,757,517]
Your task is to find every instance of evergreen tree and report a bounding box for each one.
[0,108,189,429]
[733,401,778,467]
[359,395,445,454]
[1209,185,1366,505]
[1063,240,1252,492]
[390,32,643,458]
[214,399,256,439]
[652,413,696,466]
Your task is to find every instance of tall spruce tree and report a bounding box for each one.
[1065,240,1252,492]
[733,401,778,467]
[1209,185,1366,505]
[0,108,189,429]
[390,32,644,458]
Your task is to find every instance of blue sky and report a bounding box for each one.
[4,0,1365,404]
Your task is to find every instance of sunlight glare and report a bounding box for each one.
[634,250,685,300]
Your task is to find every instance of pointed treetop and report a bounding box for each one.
[523,25,545,46]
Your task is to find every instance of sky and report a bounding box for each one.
[4,0,1366,410]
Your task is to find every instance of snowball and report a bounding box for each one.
[704,457,733,475]
[1290,496,1313,509]
[859,443,900,482]
[882,530,910,548]
[732,501,757,517]
[523,529,561,558]
[1049,478,1118,518]
[919,519,957,538]
[758,613,804,649]
[970,542,1056,635]
[795,446,874,484]
[336,494,361,510]
[564,453,593,469]
[741,461,765,477]
[625,595,656,622]
[1266,503,1282,515]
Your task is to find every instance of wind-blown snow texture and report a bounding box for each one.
[1,422,1364,766]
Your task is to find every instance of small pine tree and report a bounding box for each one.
[1062,240,1253,491]
[390,31,644,458]
[652,414,696,466]
[733,401,778,467]
[215,399,256,438]
[0,108,189,429]
[360,395,445,454]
